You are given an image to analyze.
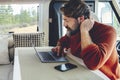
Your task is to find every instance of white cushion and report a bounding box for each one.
[0,36,10,64]
[8,36,14,48]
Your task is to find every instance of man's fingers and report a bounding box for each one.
[63,48,71,55]
[52,47,60,56]
[51,47,56,52]
[64,48,67,53]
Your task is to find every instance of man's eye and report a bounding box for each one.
[66,21,69,22]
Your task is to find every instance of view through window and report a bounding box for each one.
[116,0,120,8]
[0,4,38,34]
[98,2,120,40]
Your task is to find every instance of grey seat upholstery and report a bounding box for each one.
[0,64,13,80]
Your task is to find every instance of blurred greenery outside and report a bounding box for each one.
[0,5,38,34]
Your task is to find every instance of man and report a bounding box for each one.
[52,0,120,80]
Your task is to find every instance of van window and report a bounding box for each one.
[0,4,38,34]
[98,2,120,40]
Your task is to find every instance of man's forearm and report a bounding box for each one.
[81,31,93,51]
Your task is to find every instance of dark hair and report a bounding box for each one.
[60,0,90,19]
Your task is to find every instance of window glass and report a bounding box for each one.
[0,4,38,34]
[116,0,120,8]
[98,2,120,40]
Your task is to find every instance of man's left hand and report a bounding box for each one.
[80,19,94,32]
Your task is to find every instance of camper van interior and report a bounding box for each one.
[0,0,119,80]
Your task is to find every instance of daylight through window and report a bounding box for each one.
[0,4,38,34]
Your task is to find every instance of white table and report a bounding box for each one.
[13,47,110,80]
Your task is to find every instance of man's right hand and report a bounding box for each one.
[52,46,63,56]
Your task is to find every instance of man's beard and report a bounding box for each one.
[70,25,80,35]
[66,25,80,36]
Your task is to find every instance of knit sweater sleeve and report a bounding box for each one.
[80,25,117,70]
[58,35,70,48]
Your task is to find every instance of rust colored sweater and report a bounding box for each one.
[58,22,120,80]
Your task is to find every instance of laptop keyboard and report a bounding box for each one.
[37,51,68,62]
[39,52,55,61]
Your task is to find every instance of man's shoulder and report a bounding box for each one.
[94,21,116,31]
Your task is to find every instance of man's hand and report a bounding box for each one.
[52,47,71,56]
[80,19,94,32]
[80,19,94,51]
[52,46,63,56]
[64,48,72,55]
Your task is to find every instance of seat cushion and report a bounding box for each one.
[0,64,13,80]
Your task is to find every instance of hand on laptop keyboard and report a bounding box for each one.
[52,46,63,56]
[50,51,63,58]
[38,51,68,62]
[52,47,71,57]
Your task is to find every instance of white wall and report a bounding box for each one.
[38,0,51,46]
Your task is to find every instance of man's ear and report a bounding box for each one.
[77,16,85,23]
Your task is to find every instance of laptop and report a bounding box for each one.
[34,50,68,63]
[29,36,68,63]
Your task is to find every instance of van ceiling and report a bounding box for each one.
[0,0,51,4]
